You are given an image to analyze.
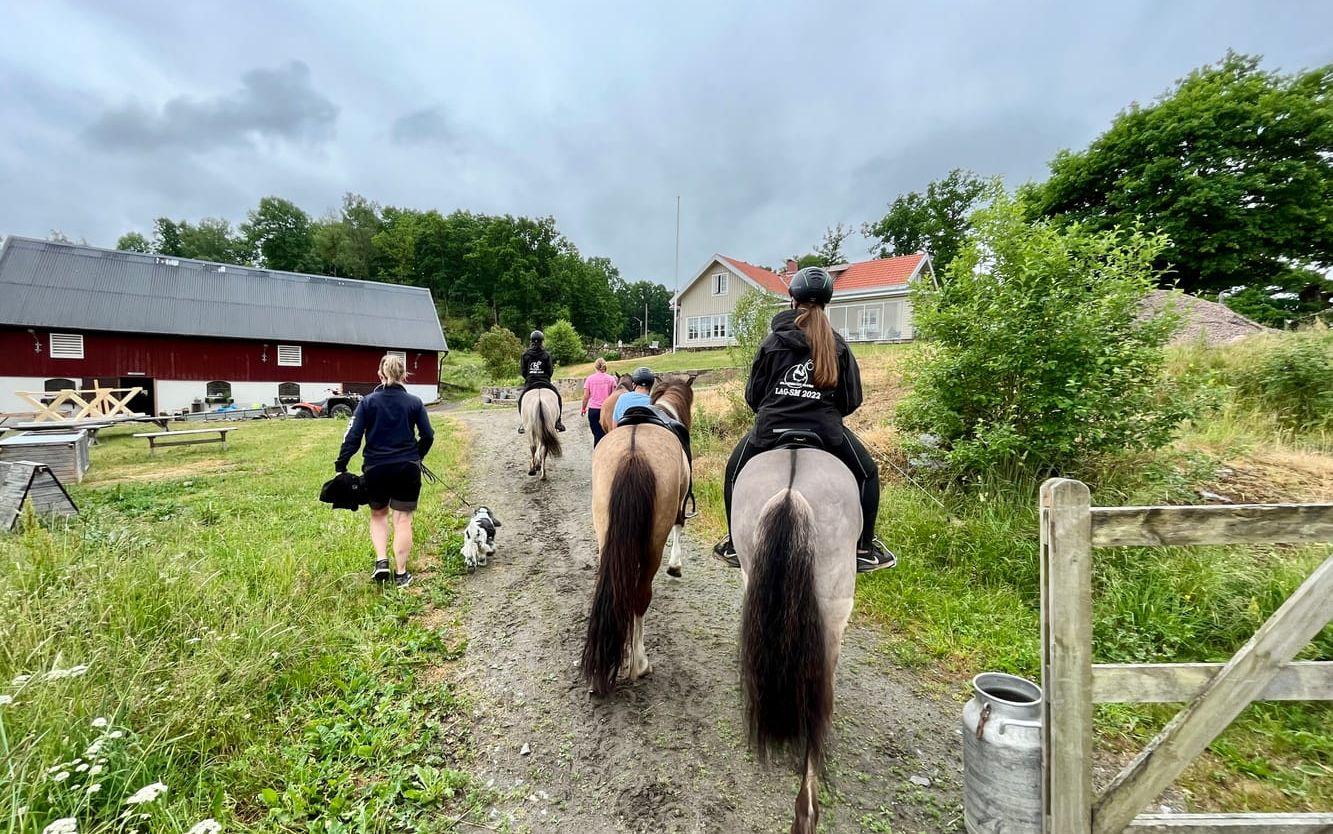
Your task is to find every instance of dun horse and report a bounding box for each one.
[733,446,859,834]
[520,387,562,479]
[582,373,695,696]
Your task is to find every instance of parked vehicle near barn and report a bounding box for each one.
[290,392,363,419]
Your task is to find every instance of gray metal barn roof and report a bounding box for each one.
[0,236,448,352]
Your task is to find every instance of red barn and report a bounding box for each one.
[0,236,448,415]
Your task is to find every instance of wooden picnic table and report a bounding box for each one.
[134,427,235,454]
[17,386,145,422]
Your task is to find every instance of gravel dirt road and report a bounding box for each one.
[452,406,964,833]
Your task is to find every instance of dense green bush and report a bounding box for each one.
[1230,327,1333,433]
[728,290,784,378]
[601,350,622,361]
[630,332,666,351]
[474,325,522,381]
[542,319,585,366]
[898,194,1190,481]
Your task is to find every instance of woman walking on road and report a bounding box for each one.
[581,358,618,446]
[334,353,434,588]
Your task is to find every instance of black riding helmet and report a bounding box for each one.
[630,367,655,388]
[788,266,834,305]
[530,330,544,343]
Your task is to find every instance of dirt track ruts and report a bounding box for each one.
[452,405,964,833]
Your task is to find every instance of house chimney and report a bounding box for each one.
[785,258,798,275]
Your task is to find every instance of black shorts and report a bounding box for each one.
[364,461,422,512]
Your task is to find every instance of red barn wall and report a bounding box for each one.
[0,328,439,385]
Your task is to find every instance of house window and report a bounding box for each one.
[205,381,233,405]
[278,382,301,404]
[712,273,729,295]
[884,301,904,339]
[686,314,731,341]
[49,333,84,359]
[277,344,303,366]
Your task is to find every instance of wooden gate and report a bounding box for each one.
[1040,478,1333,833]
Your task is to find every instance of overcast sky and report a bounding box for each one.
[2,1,1330,287]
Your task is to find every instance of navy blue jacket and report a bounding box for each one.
[335,385,434,472]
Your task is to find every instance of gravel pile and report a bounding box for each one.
[1141,289,1271,346]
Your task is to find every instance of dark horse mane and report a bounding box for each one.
[650,373,697,430]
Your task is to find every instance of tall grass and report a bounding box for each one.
[0,417,478,832]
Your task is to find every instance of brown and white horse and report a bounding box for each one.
[582,373,696,696]
[520,387,562,479]
[733,447,859,834]
[598,373,635,437]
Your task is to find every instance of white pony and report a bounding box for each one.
[520,388,562,479]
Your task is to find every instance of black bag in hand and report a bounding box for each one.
[319,471,366,511]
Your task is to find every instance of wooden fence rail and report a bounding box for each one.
[1040,479,1333,834]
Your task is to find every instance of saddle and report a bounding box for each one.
[770,429,825,451]
[619,405,692,465]
[619,404,695,521]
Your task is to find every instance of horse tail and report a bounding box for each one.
[582,441,655,695]
[740,473,832,776]
[540,393,562,458]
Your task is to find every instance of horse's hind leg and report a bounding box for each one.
[628,586,653,679]
[666,524,684,577]
[528,439,539,477]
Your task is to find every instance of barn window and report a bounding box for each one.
[205,381,233,405]
[278,382,301,404]
[49,333,84,359]
[277,345,303,366]
[44,378,77,392]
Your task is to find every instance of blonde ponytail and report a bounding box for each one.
[378,353,409,387]
[795,303,838,389]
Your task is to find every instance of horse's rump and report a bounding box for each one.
[526,387,562,458]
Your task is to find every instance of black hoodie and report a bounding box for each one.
[521,346,554,383]
[745,308,863,448]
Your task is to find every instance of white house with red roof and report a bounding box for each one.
[672,252,933,348]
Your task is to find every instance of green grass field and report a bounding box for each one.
[0,417,483,833]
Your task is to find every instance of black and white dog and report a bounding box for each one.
[461,506,501,573]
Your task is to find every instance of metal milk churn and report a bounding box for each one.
[962,672,1043,833]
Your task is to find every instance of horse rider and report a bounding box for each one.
[610,366,655,426]
[713,266,896,573]
[517,329,566,433]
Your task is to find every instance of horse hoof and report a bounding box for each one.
[667,565,682,578]
[527,468,538,476]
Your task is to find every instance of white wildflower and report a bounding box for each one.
[88,765,104,777]
[91,717,108,728]
[75,763,88,773]
[0,694,13,706]
[108,730,124,739]
[12,674,31,686]
[87,783,102,794]
[43,818,77,834]
[186,819,221,834]
[84,738,105,757]
[123,782,168,805]
[52,771,70,782]
[45,664,89,681]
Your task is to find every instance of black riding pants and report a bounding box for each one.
[723,429,880,549]
[517,380,563,417]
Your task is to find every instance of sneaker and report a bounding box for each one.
[393,571,413,588]
[372,558,391,582]
[712,536,740,568]
[856,540,897,573]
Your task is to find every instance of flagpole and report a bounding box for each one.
[672,195,681,352]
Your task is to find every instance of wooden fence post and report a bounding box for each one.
[1042,478,1094,834]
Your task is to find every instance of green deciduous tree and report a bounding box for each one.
[614,279,672,343]
[475,325,523,381]
[1028,52,1333,297]
[115,232,152,253]
[863,169,994,272]
[180,217,248,263]
[897,194,1190,481]
[242,196,315,272]
[729,289,784,378]
[542,319,585,366]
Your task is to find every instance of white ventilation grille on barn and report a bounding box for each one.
[276,345,303,367]
[387,350,406,362]
[49,333,84,359]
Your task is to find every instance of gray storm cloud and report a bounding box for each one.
[84,61,338,152]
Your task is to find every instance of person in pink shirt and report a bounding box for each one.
[581,358,618,446]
